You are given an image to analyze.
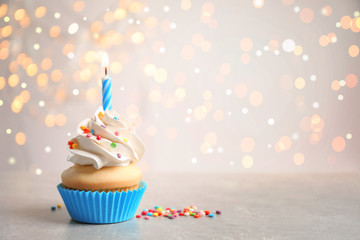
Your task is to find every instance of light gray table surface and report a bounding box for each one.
[0,172,359,240]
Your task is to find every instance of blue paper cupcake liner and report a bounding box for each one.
[57,181,147,224]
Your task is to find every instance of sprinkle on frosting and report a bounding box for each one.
[66,107,145,169]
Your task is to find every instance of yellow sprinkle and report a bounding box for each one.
[72,143,78,149]
[123,138,128,142]
[57,204,62,208]
[98,112,104,118]
[153,212,158,217]
[80,126,86,130]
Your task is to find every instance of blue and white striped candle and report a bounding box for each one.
[102,53,112,111]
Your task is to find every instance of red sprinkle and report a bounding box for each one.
[179,213,184,216]
[96,135,101,140]
[114,131,119,136]
[144,216,150,220]
[205,210,210,215]
[194,214,201,218]
[149,209,154,213]
[141,211,147,216]
[83,128,90,133]
[136,215,141,218]
[68,141,73,145]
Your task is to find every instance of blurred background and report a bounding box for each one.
[0,0,359,176]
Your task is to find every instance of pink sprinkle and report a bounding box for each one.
[144,216,150,220]
[114,131,119,136]
[86,133,92,138]
[96,135,101,140]
[117,153,121,158]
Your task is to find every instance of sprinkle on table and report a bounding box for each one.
[136,206,221,220]
[51,206,56,211]
[57,204,62,208]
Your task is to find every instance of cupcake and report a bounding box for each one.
[57,107,147,224]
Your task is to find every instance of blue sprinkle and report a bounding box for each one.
[154,206,159,209]
[51,206,56,211]
[147,212,153,216]
[143,209,148,212]
[90,129,95,135]
[114,116,119,120]
[209,214,214,218]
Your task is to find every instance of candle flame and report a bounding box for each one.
[102,53,109,67]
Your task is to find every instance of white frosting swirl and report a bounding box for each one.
[67,107,145,169]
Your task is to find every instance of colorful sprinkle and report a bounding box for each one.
[123,138,128,142]
[101,125,106,128]
[98,112,104,118]
[68,141,73,145]
[114,116,118,120]
[111,143,116,148]
[137,206,220,220]
[57,204,62,208]
[96,135,101,140]
[51,206,56,211]
[117,153,121,158]
[144,216,150,220]
[83,128,90,133]
[71,143,78,149]
[136,215,141,218]
[90,129,95,135]
[114,131,119,136]
[80,126,86,130]
[86,133,92,138]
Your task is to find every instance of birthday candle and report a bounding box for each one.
[102,53,112,111]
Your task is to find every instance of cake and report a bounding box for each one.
[57,107,147,224]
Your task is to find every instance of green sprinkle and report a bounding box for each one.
[191,213,196,216]
[111,143,116,148]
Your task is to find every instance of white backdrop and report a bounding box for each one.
[0,0,360,175]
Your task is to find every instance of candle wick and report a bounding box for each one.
[105,67,108,75]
